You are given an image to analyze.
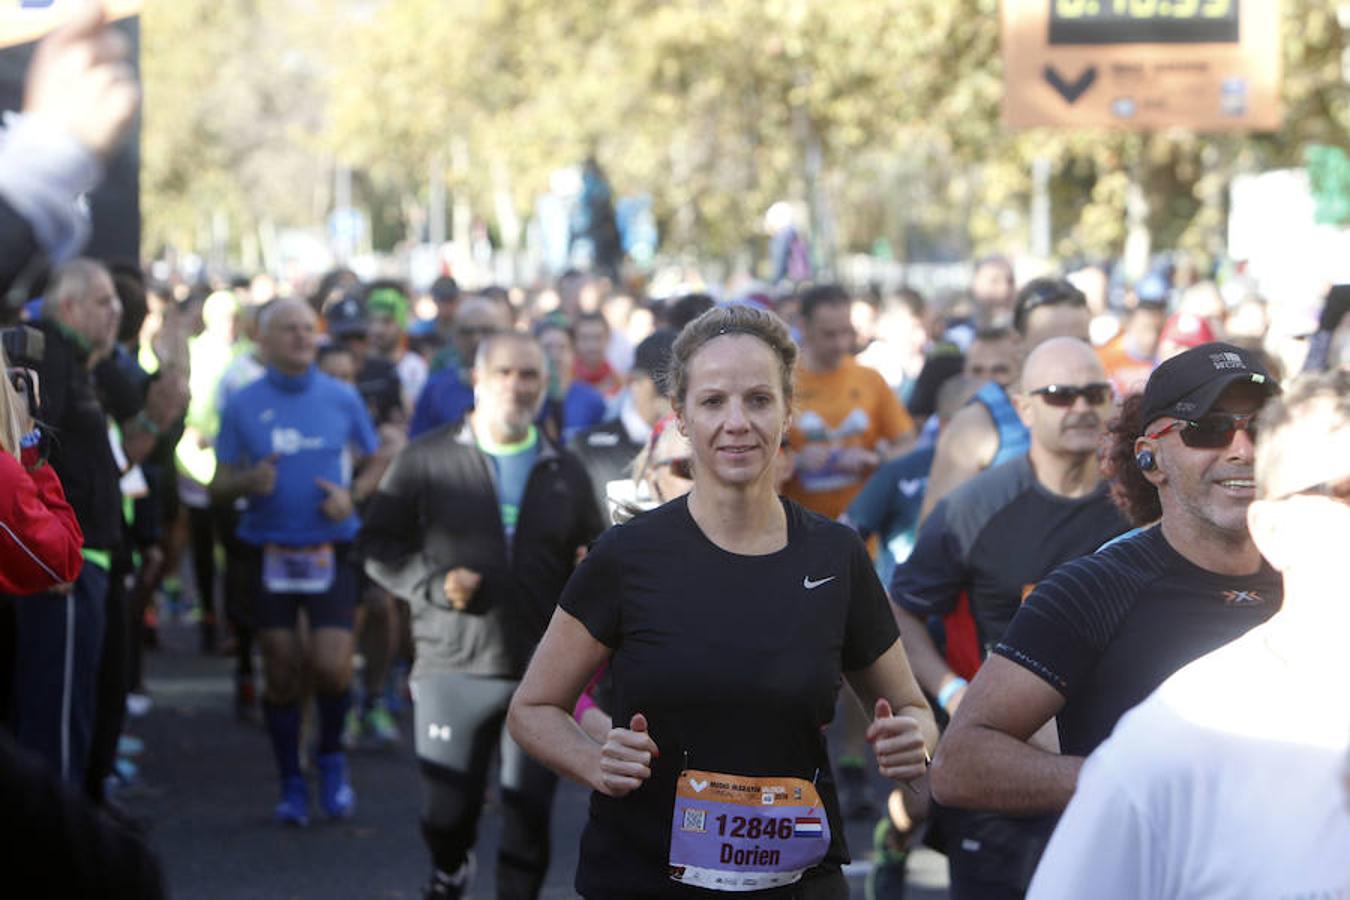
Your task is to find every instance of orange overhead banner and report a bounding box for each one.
[1001,0,1282,131]
[0,1,141,50]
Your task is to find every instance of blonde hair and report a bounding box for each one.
[0,346,24,459]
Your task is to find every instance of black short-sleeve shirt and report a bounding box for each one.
[993,525,1282,756]
[891,455,1129,652]
[560,495,900,898]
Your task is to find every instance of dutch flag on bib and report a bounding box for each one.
[794,817,823,838]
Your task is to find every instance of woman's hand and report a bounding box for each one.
[866,698,929,784]
[595,713,660,798]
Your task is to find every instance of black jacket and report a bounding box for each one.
[567,417,644,518]
[359,422,603,678]
[32,319,124,551]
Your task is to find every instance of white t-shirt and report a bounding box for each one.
[1029,625,1350,900]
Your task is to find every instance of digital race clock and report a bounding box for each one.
[1049,0,1240,45]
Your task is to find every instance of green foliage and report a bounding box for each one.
[141,0,1347,269]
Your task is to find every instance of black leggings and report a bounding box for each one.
[186,505,217,631]
[412,672,557,899]
[186,504,255,677]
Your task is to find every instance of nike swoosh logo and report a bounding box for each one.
[803,575,836,590]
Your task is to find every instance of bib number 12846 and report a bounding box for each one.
[668,768,830,892]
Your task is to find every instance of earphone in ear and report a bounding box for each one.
[1136,449,1156,471]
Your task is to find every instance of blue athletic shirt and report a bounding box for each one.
[409,367,475,438]
[216,365,378,546]
[842,444,936,586]
[539,381,608,443]
[973,380,1030,467]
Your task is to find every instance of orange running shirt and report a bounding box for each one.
[785,356,914,521]
[1098,334,1155,397]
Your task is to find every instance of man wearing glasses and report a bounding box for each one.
[885,337,1128,899]
[409,295,509,438]
[1027,369,1348,899]
[920,278,1093,524]
[931,342,1283,898]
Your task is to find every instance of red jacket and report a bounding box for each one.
[0,446,83,594]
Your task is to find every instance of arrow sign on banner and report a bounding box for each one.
[1043,65,1097,104]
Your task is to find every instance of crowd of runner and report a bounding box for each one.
[2,8,1349,900]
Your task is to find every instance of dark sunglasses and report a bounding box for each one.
[1030,382,1112,407]
[1146,412,1258,449]
[654,457,693,480]
[456,325,498,338]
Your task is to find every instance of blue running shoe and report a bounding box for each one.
[316,752,356,820]
[276,775,310,827]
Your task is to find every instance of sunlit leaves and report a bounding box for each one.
[140,0,1345,267]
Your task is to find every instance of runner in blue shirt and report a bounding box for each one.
[843,375,981,586]
[212,298,379,826]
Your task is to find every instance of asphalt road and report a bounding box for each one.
[122,625,950,900]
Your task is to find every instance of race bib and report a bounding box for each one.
[668,768,830,892]
[262,543,335,594]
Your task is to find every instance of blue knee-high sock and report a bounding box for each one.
[262,701,301,779]
[315,692,351,756]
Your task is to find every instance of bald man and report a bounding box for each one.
[888,338,1129,900]
[410,295,512,437]
[919,278,1093,524]
[212,298,380,826]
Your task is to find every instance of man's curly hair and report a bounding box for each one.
[1102,393,1162,526]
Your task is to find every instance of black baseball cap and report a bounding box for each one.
[325,292,368,338]
[1139,341,1279,431]
[430,276,460,304]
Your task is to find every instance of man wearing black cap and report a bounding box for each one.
[427,276,462,371]
[326,290,404,426]
[567,329,676,519]
[1026,373,1350,899]
[929,342,1283,898]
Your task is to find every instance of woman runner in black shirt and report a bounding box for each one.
[509,304,936,899]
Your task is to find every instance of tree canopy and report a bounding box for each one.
[141,0,1347,273]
